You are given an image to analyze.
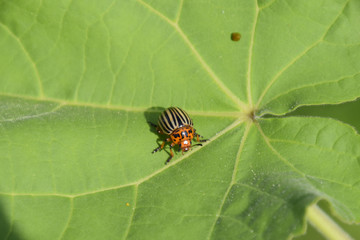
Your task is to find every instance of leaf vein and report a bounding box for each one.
[0,22,44,97]
[206,124,251,240]
[246,1,259,106]
[257,123,305,176]
[260,72,360,110]
[0,92,246,117]
[306,175,353,189]
[258,0,276,10]
[0,103,64,123]
[123,185,138,239]
[175,0,184,23]
[73,25,90,101]
[58,198,74,240]
[234,182,286,202]
[148,31,177,105]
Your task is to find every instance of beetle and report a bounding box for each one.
[150,107,207,164]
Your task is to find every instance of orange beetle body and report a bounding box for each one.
[150,107,207,164]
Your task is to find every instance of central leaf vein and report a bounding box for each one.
[246,1,259,107]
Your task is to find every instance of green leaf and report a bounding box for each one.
[1,0,360,239]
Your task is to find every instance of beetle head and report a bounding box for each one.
[180,139,192,152]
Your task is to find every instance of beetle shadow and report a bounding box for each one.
[144,106,169,152]
[0,202,23,240]
[144,106,165,135]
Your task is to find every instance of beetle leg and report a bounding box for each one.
[152,141,166,154]
[148,122,157,128]
[195,133,208,142]
[165,143,175,164]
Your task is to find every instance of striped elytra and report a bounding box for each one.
[158,107,193,135]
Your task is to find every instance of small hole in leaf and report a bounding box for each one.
[231,32,241,41]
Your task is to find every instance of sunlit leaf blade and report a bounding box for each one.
[0,0,360,239]
[253,0,360,115]
[211,117,360,239]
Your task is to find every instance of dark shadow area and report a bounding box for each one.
[0,200,23,240]
[287,98,360,133]
[262,98,360,133]
[144,106,173,161]
[143,106,165,135]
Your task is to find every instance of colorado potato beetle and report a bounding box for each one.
[150,107,207,164]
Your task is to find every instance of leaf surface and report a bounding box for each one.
[0,0,360,239]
